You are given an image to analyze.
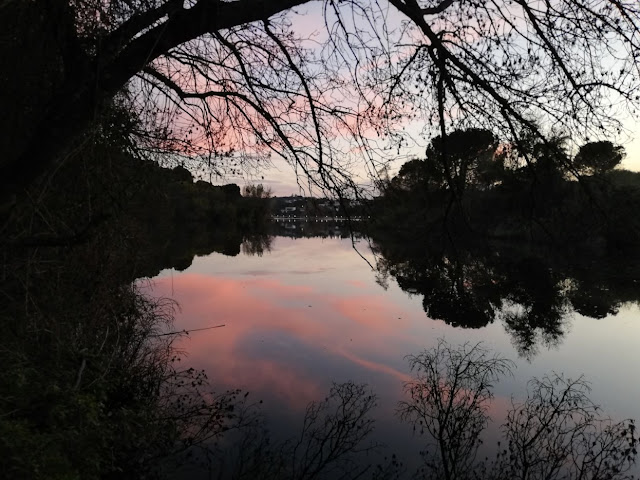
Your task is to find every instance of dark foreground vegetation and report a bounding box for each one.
[0,130,271,478]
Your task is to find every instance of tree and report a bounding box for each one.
[391,159,429,191]
[574,141,626,176]
[243,183,272,199]
[397,340,514,480]
[206,382,381,480]
[399,342,639,480]
[493,374,639,480]
[1,0,639,202]
[424,129,500,193]
[510,131,572,183]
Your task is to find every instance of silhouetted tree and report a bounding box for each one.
[243,184,273,199]
[424,129,500,194]
[241,233,273,256]
[516,133,572,184]
[492,374,638,480]
[574,141,626,176]
[399,342,639,480]
[205,382,382,480]
[398,340,514,480]
[370,232,640,358]
[391,159,429,192]
[1,0,639,201]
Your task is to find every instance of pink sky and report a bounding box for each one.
[204,4,640,196]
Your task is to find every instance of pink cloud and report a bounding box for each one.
[149,273,418,411]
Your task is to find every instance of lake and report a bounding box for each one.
[146,232,640,477]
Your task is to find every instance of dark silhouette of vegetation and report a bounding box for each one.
[399,341,639,480]
[0,128,272,478]
[574,141,626,176]
[2,1,640,477]
[162,342,638,480]
[398,341,515,480]
[491,374,638,480]
[1,0,639,204]
[198,382,385,480]
[241,233,274,257]
[244,184,273,199]
[3,188,638,480]
[0,251,251,479]
[374,130,640,249]
[370,231,640,358]
[423,129,501,196]
[1,122,272,272]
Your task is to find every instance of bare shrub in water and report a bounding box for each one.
[491,374,638,480]
[399,341,638,480]
[397,340,515,480]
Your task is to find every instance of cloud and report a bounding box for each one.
[150,273,416,411]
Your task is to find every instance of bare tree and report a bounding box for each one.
[492,374,639,480]
[397,340,515,480]
[285,382,379,480]
[398,342,639,480]
[201,382,381,480]
[1,0,639,201]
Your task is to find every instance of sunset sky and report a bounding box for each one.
[208,4,640,196]
[225,128,640,197]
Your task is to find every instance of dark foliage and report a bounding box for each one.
[369,231,640,358]
[0,126,271,479]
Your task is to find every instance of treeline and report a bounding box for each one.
[372,129,640,248]
[114,160,272,276]
[4,137,272,277]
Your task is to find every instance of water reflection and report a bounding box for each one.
[188,382,383,480]
[150,271,412,411]
[397,341,638,480]
[370,234,640,358]
[146,231,640,477]
[141,217,640,362]
[169,342,638,480]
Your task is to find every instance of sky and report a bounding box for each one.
[216,123,640,198]
[207,2,640,197]
[619,127,640,170]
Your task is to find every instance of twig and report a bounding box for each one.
[152,324,226,337]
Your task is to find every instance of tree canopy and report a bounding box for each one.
[574,140,626,175]
[1,0,639,199]
[425,128,500,192]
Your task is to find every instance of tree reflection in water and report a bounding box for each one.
[192,382,383,480]
[174,342,637,480]
[371,234,640,359]
[398,341,515,480]
[398,341,638,480]
[5,208,636,478]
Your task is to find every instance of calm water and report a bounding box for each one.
[146,234,640,474]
